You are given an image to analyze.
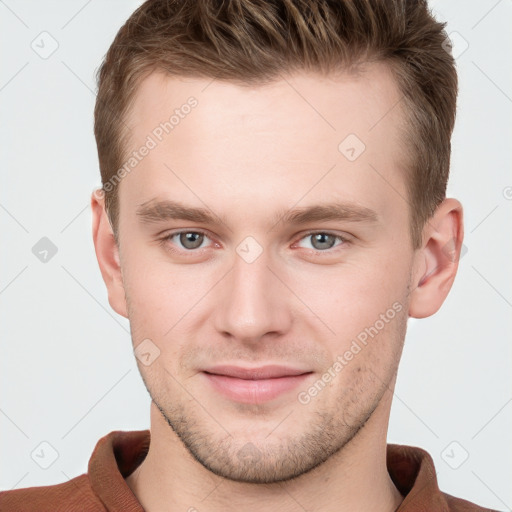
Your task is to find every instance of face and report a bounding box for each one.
[108,65,421,483]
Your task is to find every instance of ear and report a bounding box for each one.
[409,198,464,318]
[91,189,128,318]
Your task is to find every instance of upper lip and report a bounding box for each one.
[203,365,311,380]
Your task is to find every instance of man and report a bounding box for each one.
[0,0,498,510]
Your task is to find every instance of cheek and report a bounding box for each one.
[325,300,407,398]
[290,255,409,330]
[121,250,175,337]
[290,259,410,381]
[123,243,188,305]
[121,247,220,352]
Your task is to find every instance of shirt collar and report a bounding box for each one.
[88,430,449,511]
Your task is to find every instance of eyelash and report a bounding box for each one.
[159,229,349,255]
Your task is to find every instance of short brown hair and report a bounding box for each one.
[94,0,457,248]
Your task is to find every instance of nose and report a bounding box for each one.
[212,244,293,345]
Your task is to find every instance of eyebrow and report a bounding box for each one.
[136,199,379,228]
[277,202,379,226]
[137,200,226,225]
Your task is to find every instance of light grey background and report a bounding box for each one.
[1,0,511,509]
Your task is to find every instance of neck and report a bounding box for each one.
[126,391,402,512]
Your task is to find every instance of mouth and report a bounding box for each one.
[201,365,314,404]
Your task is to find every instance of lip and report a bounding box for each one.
[202,365,313,404]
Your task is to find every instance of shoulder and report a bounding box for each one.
[387,444,501,512]
[443,492,502,512]
[0,429,149,512]
[0,474,106,512]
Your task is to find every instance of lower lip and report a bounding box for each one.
[203,372,312,404]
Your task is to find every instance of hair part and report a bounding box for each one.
[94,0,458,249]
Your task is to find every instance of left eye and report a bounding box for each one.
[295,232,346,251]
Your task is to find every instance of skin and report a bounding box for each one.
[91,63,463,512]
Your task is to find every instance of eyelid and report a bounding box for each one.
[297,229,350,241]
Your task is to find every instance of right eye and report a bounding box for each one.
[161,230,213,251]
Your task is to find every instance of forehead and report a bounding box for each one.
[120,64,408,228]
[126,63,405,148]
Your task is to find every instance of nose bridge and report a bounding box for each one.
[213,241,291,342]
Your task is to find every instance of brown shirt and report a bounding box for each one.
[0,430,498,511]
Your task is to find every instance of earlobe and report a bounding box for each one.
[408,198,464,319]
[91,189,128,318]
